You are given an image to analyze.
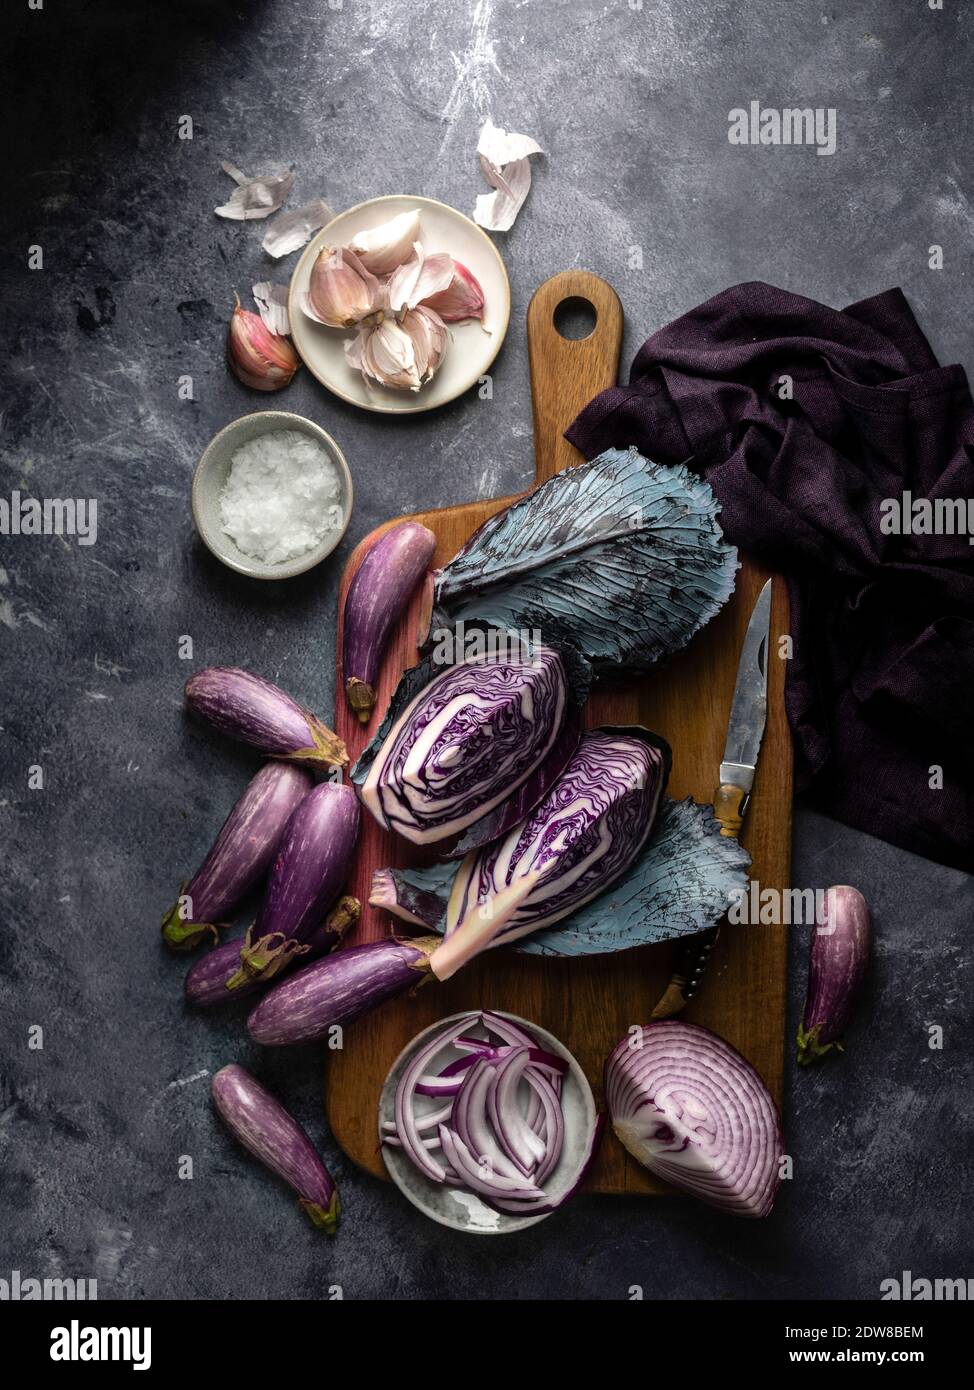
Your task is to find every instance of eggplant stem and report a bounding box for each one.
[160,898,221,952]
[345,676,377,723]
[324,895,361,937]
[796,1024,845,1066]
[286,713,349,769]
[298,1189,340,1235]
[227,931,309,989]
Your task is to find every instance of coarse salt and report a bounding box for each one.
[220,429,344,566]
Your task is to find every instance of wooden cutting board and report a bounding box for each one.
[325,271,792,1194]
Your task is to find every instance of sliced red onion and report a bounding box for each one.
[382,1103,452,1136]
[438,1126,546,1200]
[394,1017,475,1184]
[452,1059,527,1183]
[527,1069,565,1186]
[605,1021,783,1219]
[414,1054,479,1096]
[487,1048,547,1172]
[486,1115,606,1217]
[384,1012,586,1217]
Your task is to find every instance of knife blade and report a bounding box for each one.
[650,577,773,1019]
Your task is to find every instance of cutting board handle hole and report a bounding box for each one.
[553,296,598,341]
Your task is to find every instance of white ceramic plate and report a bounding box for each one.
[288,195,510,414]
[379,1011,598,1235]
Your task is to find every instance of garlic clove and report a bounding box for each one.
[421,259,486,323]
[345,318,424,391]
[401,305,448,382]
[368,319,423,391]
[387,242,455,315]
[304,246,383,328]
[227,302,300,392]
[346,208,421,275]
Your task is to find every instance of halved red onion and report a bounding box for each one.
[605,1021,783,1219]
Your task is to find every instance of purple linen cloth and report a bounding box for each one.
[567,281,974,872]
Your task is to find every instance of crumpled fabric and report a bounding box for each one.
[567,281,974,872]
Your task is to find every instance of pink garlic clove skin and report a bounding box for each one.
[422,260,486,322]
[304,246,383,328]
[227,305,300,392]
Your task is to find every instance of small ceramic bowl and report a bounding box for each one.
[379,1011,598,1235]
[191,411,353,579]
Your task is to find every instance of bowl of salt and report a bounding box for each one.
[192,411,353,579]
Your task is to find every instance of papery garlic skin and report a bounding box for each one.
[304,246,384,328]
[387,242,455,315]
[401,305,448,381]
[346,209,421,275]
[422,260,485,323]
[227,304,300,392]
[347,318,422,392]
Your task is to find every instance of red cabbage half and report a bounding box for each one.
[423,727,671,978]
[371,795,750,960]
[352,637,590,849]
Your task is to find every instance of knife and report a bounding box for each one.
[650,577,773,1019]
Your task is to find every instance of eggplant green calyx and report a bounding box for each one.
[286,713,349,769]
[796,1024,844,1066]
[299,1189,340,1235]
[227,931,309,990]
[161,898,220,952]
[403,935,440,993]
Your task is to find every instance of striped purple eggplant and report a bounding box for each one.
[248,936,439,1047]
[797,885,872,1065]
[185,666,348,769]
[211,1064,339,1233]
[227,781,361,989]
[161,762,312,951]
[343,521,437,724]
[185,896,361,1007]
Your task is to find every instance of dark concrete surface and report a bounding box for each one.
[3,0,972,1300]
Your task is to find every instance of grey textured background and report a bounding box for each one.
[3,0,972,1301]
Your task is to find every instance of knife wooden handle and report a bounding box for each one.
[714,783,747,838]
[650,925,721,1020]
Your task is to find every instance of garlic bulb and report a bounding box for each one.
[227,302,300,392]
[303,246,383,328]
[346,208,422,275]
[422,260,485,323]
